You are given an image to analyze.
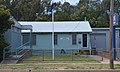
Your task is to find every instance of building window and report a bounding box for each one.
[72,33,77,45]
[23,34,36,45]
[82,34,87,47]
[54,34,57,45]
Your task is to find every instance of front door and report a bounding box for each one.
[77,34,82,50]
[82,34,88,48]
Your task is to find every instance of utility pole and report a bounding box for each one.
[109,0,114,69]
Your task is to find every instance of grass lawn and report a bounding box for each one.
[21,54,99,63]
[0,63,120,70]
[1,54,120,70]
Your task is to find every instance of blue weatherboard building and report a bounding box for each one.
[19,21,120,59]
[3,20,120,62]
[19,21,92,51]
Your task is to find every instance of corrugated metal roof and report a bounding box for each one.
[19,21,92,33]
[10,17,33,30]
[92,28,120,30]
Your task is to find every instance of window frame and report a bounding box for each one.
[72,33,77,45]
[54,34,58,45]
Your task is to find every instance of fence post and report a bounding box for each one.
[72,49,73,61]
[16,48,17,60]
[29,29,32,49]
[43,49,44,61]
[90,48,92,55]
[101,48,103,61]
[3,48,5,60]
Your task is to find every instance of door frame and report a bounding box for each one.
[82,33,88,48]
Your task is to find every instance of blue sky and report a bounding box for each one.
[52,0,103,5]
[53,0,79,5]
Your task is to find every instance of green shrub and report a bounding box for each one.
[0,38,9,61]
[0,6,12,61]
[79,50,84,54]
[73,52,80,55]
[0,38,8,49]
[73,50,90,55]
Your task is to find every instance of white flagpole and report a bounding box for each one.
[52,0,54,60]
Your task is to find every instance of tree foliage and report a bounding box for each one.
[0,6,13,61]
[2,0,120,27]
[0,6,12,35]
[0,6,12,40]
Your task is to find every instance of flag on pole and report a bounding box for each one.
[50,1,54,12]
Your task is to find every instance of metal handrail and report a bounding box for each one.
[3,45,11,60]
[3,41,31,60]
[16,41,30,49]
[15,41,30,60]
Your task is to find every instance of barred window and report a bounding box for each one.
[54,34,57,45]
[23,34,36,45]
[72,33,77,45]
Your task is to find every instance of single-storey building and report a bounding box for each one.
[19,21,120,58]
[19,21,92,52]
[3,20,120,60]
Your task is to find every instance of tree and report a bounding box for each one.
[55,11,71,21]
[0,6,12,35]
[54,2,75,21]
[15,0,41,21]
[0,0,4,5]
[1,0,120,27]
[35,14,51,21]
[0,6,13,61]
[70,0,109,27]
[3,0,44,21]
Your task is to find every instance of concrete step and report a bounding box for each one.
[1,60,18,64]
